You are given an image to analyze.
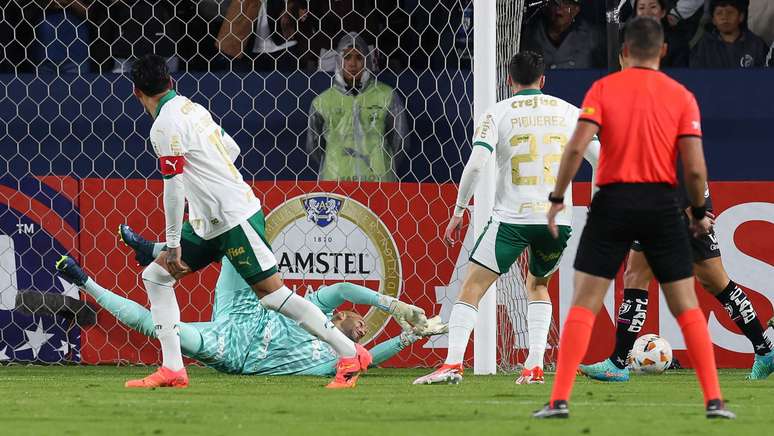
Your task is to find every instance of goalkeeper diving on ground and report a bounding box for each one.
[55,225,446,376]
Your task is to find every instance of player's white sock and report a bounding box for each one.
[444,302,477,365]
[524,300,552,370]
[142,262,184,371]
[261,286,356,358]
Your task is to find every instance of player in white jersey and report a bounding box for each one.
[414,51,599,386]
[126,54,426,389]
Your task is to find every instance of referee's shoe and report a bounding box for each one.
[706,399,735,419]
[532,400,569,419]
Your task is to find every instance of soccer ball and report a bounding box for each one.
[628,334,672,374]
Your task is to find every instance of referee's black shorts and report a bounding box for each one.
[574,184,694,283]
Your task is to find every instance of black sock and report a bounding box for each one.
[609,288,650,369]
[714,280,772,356]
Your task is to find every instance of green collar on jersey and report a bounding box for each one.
[514,88,542,96]
[155,90,177,118]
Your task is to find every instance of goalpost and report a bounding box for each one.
[474,0,559,374]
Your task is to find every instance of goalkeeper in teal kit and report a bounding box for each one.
[56,227,445,375]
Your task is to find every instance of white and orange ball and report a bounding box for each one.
[629,334,673,374]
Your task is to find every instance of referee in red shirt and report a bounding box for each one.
[534,16,734,419]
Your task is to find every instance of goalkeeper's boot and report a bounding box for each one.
[125,366,189,389]
[55,256,89,287]
[412,363,464,385]
[706,399,736,419]
[532,400,569,419]
[515,366,545,385]
[578,358,630,382]
[118,224,156,267]
[747,350,774,380]
[326,343,372,389]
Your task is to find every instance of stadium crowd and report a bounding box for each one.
[1,0,771,74]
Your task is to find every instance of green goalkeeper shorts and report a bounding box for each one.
[176,210,278,285]
[469,219,571,277]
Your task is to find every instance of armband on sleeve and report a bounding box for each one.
[159,156,185,177]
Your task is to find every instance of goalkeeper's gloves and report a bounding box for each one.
[398,316,448,347]
[414,315,448,337]
[378,294,428,333]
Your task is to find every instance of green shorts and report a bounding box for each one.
[469,219,571,277]
[175,210,278,285]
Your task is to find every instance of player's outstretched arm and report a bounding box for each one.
[312,283,428,332]
[368,316,448,366]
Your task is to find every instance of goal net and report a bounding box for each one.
[0,0,545,371]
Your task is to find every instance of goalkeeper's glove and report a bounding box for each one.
[378,295,428,333]
[414,315,448,337]
[398,316,448,347]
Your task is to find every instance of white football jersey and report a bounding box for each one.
[150,91,261,240]
[472,90,599,226]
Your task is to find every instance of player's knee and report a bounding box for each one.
[141,262,175,286]
[623,266,651,290]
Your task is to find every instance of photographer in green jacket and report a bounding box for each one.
[306,32,408,182]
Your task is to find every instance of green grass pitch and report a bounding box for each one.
[0,366,767,435]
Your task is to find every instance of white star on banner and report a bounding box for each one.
[56,340,70,354]
[0,346,9,361]
[15,319,53,359]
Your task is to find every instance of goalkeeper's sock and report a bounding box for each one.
[261,286,356,358]
[714,280,772,355]
[677,307,722,404]
[142,262,185,372]
[524,300,551,370]
[444,302,477,365]
[550,306,595,404]
[83,278,156,337]
[83,278,202,355]
[610,288,649,369]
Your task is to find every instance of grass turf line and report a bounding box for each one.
[0,366,766,436]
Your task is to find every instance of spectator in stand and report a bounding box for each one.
[620,1,703,62]
[629,0,690,67]
[748,0,774,46]
[521,0,605,69]
[104,0,183,73]
[216,0,314,71]
[308,0,399,72]
[690,0,768,68]
[767,42,773,67]
[306,33,408,182]
[31,0,92,74]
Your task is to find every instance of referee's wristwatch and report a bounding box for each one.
[548,192,564,204]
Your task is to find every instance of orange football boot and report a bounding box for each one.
[326,344,373,389]
[125,366,189,388]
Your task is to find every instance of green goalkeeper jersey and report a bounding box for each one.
[189,259,339,375]
[188,259,412,376]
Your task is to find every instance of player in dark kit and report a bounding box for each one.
[580,171,774,382]
[533,16,734,419]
